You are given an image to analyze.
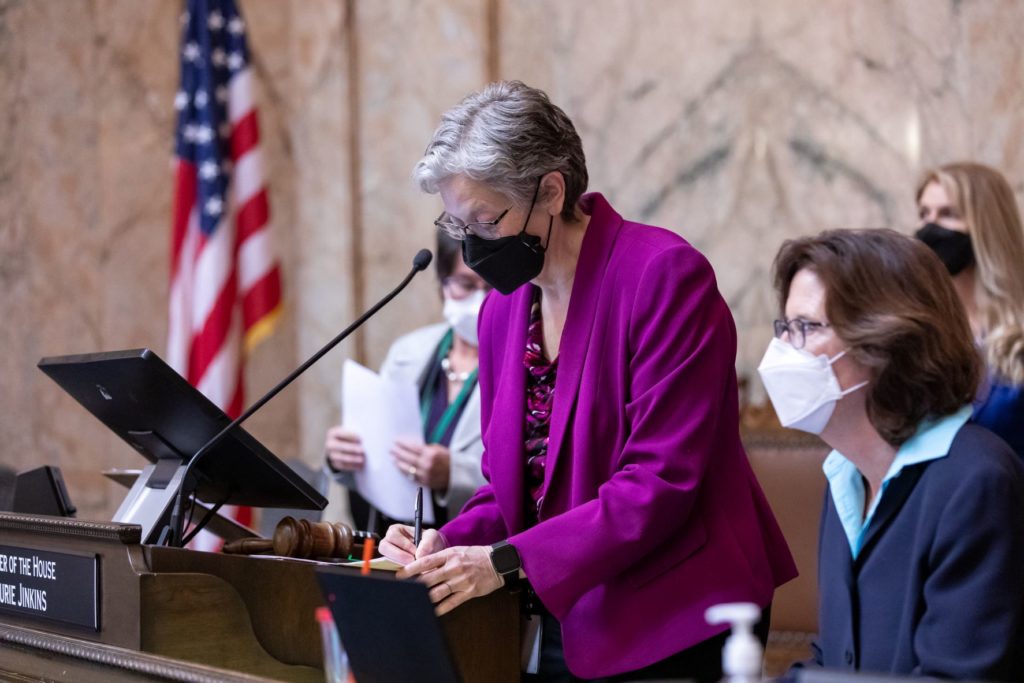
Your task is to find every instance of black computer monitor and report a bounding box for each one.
[38,348,327,542]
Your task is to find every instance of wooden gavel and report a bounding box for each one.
[222,516,378,560]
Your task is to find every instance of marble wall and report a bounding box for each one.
[500,0,1024,393]
[2,0,1023,521]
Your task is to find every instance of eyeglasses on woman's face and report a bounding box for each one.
[773,318,830,350]
[434,207,510,241]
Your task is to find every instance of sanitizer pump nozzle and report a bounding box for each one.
[705,602,762,682]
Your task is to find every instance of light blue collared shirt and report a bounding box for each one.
[822,404,973,559]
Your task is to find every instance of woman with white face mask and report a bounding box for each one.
[324,233,490,534]
[762,229,1024,681]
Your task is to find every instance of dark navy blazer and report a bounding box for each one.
[813,422,1024,680]
[975,375,1024,461]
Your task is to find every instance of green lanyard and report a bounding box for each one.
[420,330,478,445]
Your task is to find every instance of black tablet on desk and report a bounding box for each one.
[315,568,460,683]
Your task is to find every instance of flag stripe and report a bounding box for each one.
[243,265,282,329]
[231,110,260,161]
[170,161,197,279]
[239,228,274,290]
[228,68,255,124]
[196,316,241,409]
[236,188,269,248]
[187,268,238,385]
[232,147,264,210]
[189,219,234,332]
[167,207,201,373]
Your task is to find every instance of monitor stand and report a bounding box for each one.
[112,458,189,545]
[107,466,259,545]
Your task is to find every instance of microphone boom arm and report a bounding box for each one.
[166,249,433,547]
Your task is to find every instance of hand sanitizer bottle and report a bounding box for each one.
[705,602,763,683]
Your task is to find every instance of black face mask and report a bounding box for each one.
[915,222,974,276]
[461,181,553,295]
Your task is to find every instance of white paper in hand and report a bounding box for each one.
[342,359,434,524]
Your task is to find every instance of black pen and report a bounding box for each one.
[413,486,423,548]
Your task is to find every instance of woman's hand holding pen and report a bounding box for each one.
[397,545,502,616]
[379,524,445,565]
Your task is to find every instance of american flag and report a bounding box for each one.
[168,0,281,530]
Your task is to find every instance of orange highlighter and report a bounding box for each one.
[360,537,375,575]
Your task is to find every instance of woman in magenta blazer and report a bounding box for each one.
[380,81,796,681]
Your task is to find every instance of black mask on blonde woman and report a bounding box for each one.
[915,223,975,276]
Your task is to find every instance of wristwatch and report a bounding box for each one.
[489,540,522,587]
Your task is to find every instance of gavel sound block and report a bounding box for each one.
[222,516,378,560]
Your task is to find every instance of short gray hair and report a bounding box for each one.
[413,81,588,221]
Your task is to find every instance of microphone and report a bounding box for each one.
[166,249,434,546]
[412,248,432,272]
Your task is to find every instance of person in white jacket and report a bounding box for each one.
[324,234,489,533]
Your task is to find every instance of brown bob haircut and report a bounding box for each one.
[772,228,980,446]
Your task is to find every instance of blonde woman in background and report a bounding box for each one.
[915,162,1024,459]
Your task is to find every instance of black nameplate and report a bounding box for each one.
[0,545,98,630]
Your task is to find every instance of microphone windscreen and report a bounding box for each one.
[413,249,433,271]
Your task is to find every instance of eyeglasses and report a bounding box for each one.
[773,318,830,350]
[442,275,489,297]
[434,208,511,241]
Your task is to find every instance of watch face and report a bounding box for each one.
[491,542,520,574]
